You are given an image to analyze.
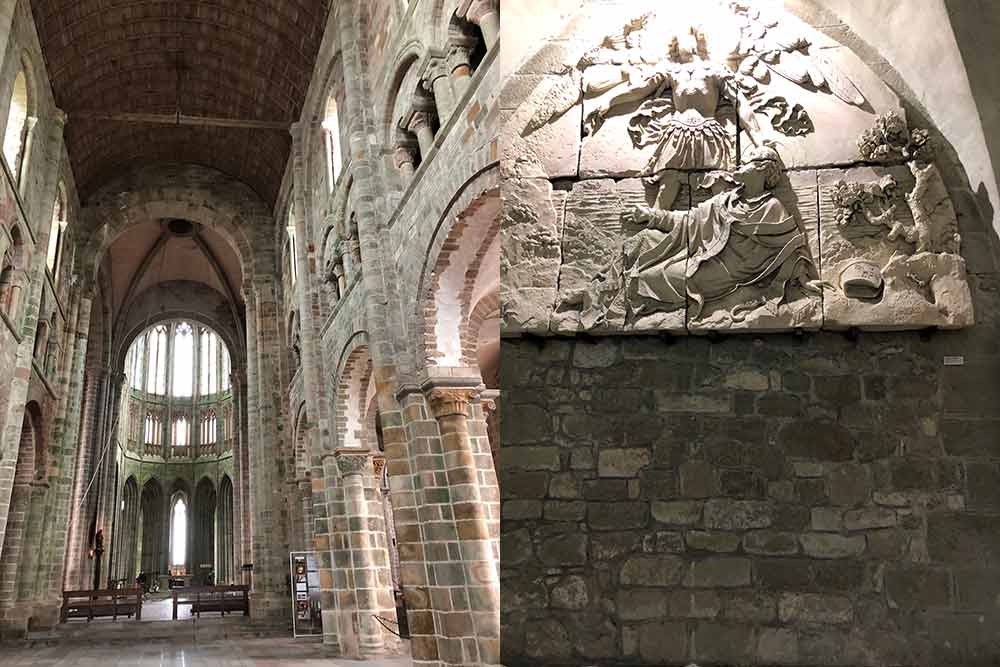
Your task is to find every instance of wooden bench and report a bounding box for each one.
[172,585,249,619]
[60,588,142,622]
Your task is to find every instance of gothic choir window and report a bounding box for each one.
[323,95,343,191]
[199,328,219,394]
[172,322,194,397]
[146,325,168,394]
[124,320,234,460]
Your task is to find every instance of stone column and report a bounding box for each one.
[423,382,500,667]
[333,448,398,658]
[246,278,291,621]
[465,0,499,49]
[424,59,456,124]
[393,145,416,179]
[407,112,436,160]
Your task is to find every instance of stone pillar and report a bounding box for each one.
[393,145,416,179]
[423,382,500,667]
[298,477,314,550]
[424,59,456,124]
[407,112,436,159]
[334,448,398,658]
[447,44,475,98]
[246,278,291,621]
[465,0,499,49]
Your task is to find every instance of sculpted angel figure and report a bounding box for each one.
[526,5,866,203]
[584,26,759,176]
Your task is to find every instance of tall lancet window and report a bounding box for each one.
[172,322,193,397]
[146,325,168,394]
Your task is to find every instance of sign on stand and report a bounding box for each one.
[289,551,322,637]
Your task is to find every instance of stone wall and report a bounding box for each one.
[502,288,1000,666]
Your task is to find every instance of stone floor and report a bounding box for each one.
[0,638,413,666]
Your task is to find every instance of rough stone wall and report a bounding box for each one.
[502,280,1000,667]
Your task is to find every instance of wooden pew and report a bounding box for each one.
[60,588,142,622]
[172,585,249,619]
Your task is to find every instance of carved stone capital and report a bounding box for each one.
[406,111,433,134]
[372,454,386,480]
[426,386,478,419]
[446,43,474,72]
[335,448,373,477]
[52,108,68,127]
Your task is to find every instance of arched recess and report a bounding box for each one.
[217,475,235,584]
[291,404,313,551]
[416,169,500,371]
[193,477,216,584]
[0,402,40,613]
[139,478,164,575]
[334,336,374,450]
[115,476,140,583]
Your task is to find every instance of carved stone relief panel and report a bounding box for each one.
[819,164,973,330]
[499,3,974,337]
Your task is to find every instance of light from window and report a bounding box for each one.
[323,96,342,191]
[146,326,168,394]
[129,334,145,390]
[173,416,188,447]
[3,69,27,179]
[172,322,193,396]
[199,328,219,394]
[171,497,187,566]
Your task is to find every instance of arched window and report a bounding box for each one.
[46,184,67,279]
[170,495,187,567]
[323,95,343,191]
[172,322,194,397]
[173,416,189,448]
[3,68,28,182]
[146,325,168,394]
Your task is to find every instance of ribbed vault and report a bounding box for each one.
[29,0,330,204]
